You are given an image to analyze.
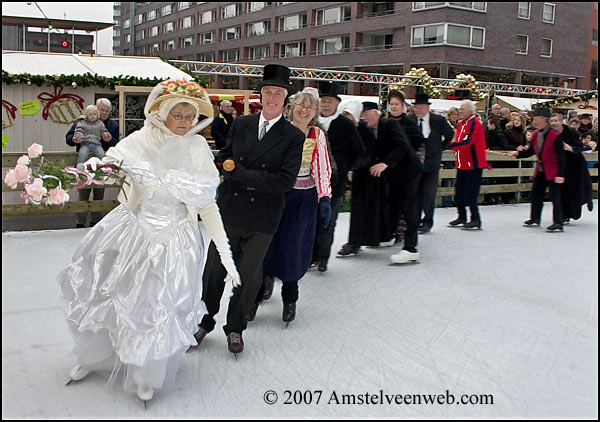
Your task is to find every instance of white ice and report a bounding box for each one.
[2,202,598,419]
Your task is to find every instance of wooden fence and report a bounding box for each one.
[2,150,598,217]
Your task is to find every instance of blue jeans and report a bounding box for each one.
[77,143,105,164]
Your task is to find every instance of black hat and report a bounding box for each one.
[414,93,431,105]
[580,113,592,119]
[533,107,551,118]
[388,89,405,102]
[362,101,379,111]
[258,64,295,93]
[318,81,341,101]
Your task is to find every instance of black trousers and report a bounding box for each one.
[312,192,343,264]
[418,170,439,227]
[200,224,273,335]
[455,169,483,222]
[530,172,563,224]
[390,176,420,252]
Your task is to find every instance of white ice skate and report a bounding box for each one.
[138,385,154,409]
[66,365,91,385]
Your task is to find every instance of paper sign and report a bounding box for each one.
[18,100,41,117]
[2,134,8,149]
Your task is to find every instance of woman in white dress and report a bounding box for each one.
[58,79,240,403]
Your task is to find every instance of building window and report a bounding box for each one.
[278,2,294,5]
[147,10,157,21]
[178,2,192,11]
[152,43,160,53]
[136,29,145,40]
[411,24,444,46]
[125,33,131,44]
[123,19,130,29]
[518,2,530,19]
[248,44,270,60]
[113,29,120,37]
[541,38,552,57]
[166,40,176,51]
[162,4,173,15]
[316,36,350,55]
[278,14,307,31]
[543,3,555,23]
[221,4,242,19]
[279,40,305,57]
[447,24,484,48]
[413,2,445,10]
[163,22,175,33]
[591,60,598,89]
[113,40,121,47]
[180,16,194,29]
[221,26,241,41]
[182,36,193,48]
[593,29,598,47]
[248,20,271,36]
[198,52,214,61]
[200,10,214,24]
[201,32,214,44]
[150,26,159,37]
[223,48,240,62]
[516,34,528,54]
[249,2,271,12]
[316,6,351,25]
[114,8,121,16]
[135,14,143,25]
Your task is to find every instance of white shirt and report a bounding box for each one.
[258,112,283,137]
[418,113,431,138]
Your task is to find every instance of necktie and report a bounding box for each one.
[259,121,269,140]
[419,118,424,136]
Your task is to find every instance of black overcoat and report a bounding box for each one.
[559,124,593,220]
[407,113,455,173]
[215,114,305,235]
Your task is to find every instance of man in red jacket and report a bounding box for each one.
[508,107,566,232]
[447,100,488,229]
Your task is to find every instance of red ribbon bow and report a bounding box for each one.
[37,86,85,121]
[2,100,17,119]
[578,100,597,110]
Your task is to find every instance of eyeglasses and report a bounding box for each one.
[296,104,316,111]
[169,113,196,121]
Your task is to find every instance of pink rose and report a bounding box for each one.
[47,187,70,205]
[24,178,47,203]
[17,155,30,166]
[27,143,44,158]
[14,163,31,183]
[4,169,19,189]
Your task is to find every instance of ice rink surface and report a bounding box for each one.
[2,202,598,419]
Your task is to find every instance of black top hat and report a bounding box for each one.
[259,64,296,93]
[319,81,341,101]
[388,89,406,103]
[362,101,379,111]
[414,93,431,105]
[580,113,592,119]
[533,107,551,118]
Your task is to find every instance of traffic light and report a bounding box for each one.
[62,40,68,47]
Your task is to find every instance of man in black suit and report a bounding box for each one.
[408,94,455,233]
[210,100,234,150]
[338,102,421,265]
[194,64,305,355]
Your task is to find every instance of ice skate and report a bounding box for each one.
[283,303,296,328]
[390,249,420,265]
[137,384,153,409]
[65,365,91,385]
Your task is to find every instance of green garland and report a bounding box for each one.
[532,91,598,109]
[2,70,164,89]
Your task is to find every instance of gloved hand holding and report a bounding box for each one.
[76,156,103,171]
[319,196,332,229]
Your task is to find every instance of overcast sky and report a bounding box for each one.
[2,2,114,55]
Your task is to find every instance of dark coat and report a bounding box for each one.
[66,117,119,152]
[558,124,593,220]
[326,114,366,199]
[407,113,455,173]
[486,127,510,150]
[215,114,305,235]
[505,127,526,150]
[376,118,421,183]
[211,111,234,150]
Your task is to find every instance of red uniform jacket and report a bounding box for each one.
[449,115,488,170]
[531,128,564,180]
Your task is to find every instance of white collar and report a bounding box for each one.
[259,112,283,128]
[317,111,341,132]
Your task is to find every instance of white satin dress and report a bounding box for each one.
[58,160,219,393]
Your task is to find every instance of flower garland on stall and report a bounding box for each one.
[397,68,451,99]
[532,91,598,109]
[4,143,128,207]
[449,74,488,101]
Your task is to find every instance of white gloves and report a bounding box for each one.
[198,202,241,288]
[76,156,103,171]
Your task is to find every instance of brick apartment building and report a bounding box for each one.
[112,2,598,94]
